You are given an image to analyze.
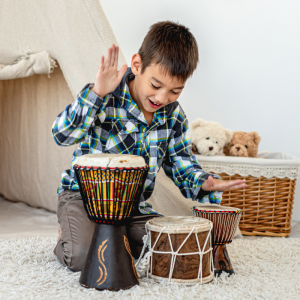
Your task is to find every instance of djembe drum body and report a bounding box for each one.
[74,154,148,291]
[145,216,214,285]
[193,204,242,276]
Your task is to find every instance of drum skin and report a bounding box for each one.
[77,153,147,168]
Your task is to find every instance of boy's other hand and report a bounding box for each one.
[202,176,247,192]
[92,44,128,98]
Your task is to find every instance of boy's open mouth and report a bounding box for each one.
[148,99,162,108]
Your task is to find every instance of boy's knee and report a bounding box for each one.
[54,238,91,272]
[127,214,160,258]
[55,191,94,272]
[54,239,74,270]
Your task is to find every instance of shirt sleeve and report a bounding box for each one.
[51,83,103,146]
[162,105,222,204]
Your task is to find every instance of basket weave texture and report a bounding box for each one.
[214,173,296,237]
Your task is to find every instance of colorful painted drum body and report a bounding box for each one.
[75,154,148,225]
[193,204,242,276]
[74,154,148,291]
[145,216,214,285]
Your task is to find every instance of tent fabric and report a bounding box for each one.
[0,50,57,80]
[147,169,196,216]
[0,0,126,211]
[0,65,78,212]
[0,0,126,98]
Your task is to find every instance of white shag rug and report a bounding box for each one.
[0,237,300,300]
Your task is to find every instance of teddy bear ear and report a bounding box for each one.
[191,118,207,131]
[223,143,230,156]
[250,131,261,145]
[224,129,233,144]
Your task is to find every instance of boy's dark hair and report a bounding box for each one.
[138,21,199,82]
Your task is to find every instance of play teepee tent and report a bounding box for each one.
[0,0,126,212]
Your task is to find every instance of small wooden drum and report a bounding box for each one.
[74,153,148,291]
[145,216,214,285]
[193,204,242,276]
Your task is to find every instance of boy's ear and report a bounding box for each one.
[131,53,142,75]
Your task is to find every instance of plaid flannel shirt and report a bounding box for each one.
[51,68,222,214]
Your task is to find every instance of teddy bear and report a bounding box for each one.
[223,131,261,157]
[190,118,233,156]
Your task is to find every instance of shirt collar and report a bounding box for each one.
[111,67,134,98]
[112,67,179,127]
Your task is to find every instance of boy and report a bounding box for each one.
[52,21,246,271]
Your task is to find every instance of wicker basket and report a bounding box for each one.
[197,151,300,237]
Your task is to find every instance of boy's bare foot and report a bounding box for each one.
[57,226,62,242]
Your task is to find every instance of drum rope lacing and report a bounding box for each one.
[135,223,213,283]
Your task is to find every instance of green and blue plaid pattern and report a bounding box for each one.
[51,68,222,214]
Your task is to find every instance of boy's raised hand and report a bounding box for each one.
[92,44,128,98]
[202,176,247,192]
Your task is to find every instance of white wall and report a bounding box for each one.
[99,0,300,220]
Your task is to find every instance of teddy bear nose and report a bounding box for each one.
[236,147,240,151]
[209,147,213,151]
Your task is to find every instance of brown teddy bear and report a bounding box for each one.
[223,131,261,157]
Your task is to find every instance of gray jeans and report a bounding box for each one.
[54,190,159,272]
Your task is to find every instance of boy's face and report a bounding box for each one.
[130,55,187,114]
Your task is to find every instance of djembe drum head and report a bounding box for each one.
[145,216,214,285]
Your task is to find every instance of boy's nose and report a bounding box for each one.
[155,94,168,105]
[155,98,168,105]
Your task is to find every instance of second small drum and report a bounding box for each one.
[145,216,214,285]
[193,204,242,276]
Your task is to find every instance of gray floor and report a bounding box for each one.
[0,195,299,239]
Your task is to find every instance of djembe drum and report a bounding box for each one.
[74,153,148,291]
[193,204,242,276]
[143,216,214,285]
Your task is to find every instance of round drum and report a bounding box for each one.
[193,204,242,276]
[74,153,148,225]
[74,153,149,291]
[193,204,242,244]
[145,216,214,285]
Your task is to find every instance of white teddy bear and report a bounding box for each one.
[190,118,233,156]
